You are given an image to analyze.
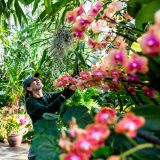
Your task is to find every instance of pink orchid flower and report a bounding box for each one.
[95,107,117,125]
[125,55,148,74]
[87,1,103,17]
[115,112,145,138]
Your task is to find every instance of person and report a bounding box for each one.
[23,73,75,160]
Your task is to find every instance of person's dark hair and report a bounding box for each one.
[25,91,32,101]
[23,72,39,100]
[25,87,32,101]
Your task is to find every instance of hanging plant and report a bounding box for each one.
[49,27,74,74]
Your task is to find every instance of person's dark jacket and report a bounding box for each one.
[26,92,65,124]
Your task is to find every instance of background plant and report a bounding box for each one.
[0,0,160,159]
[33,1,160,159]
[1,105,31,135]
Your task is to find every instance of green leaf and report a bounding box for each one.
[44,0,51,8]
[14,0,28,25]
[25,0,35,5]
[38,49,47,70]
[0,0,6,19]
[147,56,160,91]
[18,0,26,5]
[32,0,41,14]
[32,135,60,160]
[0,10,2,18]
[0,0,6,10]
[50,0,68,18]
[34,119,60,136]
[36,10,47,22]
[109,133,132,151]
[36,0,68,23]
[62,106,93,128]
[55,7,66,29]
[93,146,112,158]
[14,0,22,25]
[127,0,159,18]
[136,147,160,160]
[76,42,87,67]
[131,42,142,52]
[7,0,13,9]
[46,16,55,28]
[18,0,33,5]
[135,1,160,29]
[127,0,142,18]
[21,10,28,24]
[23,129,34,139]
[44,0,52,14]
[133,105,160,131]
[76,50,87,67]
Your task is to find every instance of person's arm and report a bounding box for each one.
[48,88,74,101]
[26,95,65,118]
[48,91,63,101]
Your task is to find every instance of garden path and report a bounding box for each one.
[0,143,30,160]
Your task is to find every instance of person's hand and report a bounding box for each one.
[62,86,75,99]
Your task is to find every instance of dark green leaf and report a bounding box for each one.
[127,0,141,18]
[21,10,28,24]
[108,133,132,151]
[34,119,60,136]
[0,0,6,11]
[25,0,35,5]
[14,0,22,25]
[36,10,47,22]
[32,135,60,160]
[136,148,160,160]
[14,0,28,25]
[76,50,87,67]
[38,49,47,70]
[19,0,26,5]
[0,10,3,18]
[23,129,34,139]
[7,0,13,8]
[147,56,160,91]
[32,0,41,14]
[135,1,160,29]
[50,0,68,17]
[47,16,55,28]
[62,106,93,128]
[127,0,159,18]
[59,8,68,25]
[133,105,160,131]
[93,146,112,158]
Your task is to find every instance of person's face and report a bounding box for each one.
[27,77,43,92]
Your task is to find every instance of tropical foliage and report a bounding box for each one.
[0,0,160,160]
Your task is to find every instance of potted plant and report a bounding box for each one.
[1,105,31,147]
[5,116,23,147]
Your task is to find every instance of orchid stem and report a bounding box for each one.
[120,143,154,159]
[126,134,137,146]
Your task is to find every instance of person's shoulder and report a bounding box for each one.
[43,92,53,98]
[44,92,61,100]
[43,92,51,96]
[26,96,37,103]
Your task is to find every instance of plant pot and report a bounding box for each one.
[7,134,22,147]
